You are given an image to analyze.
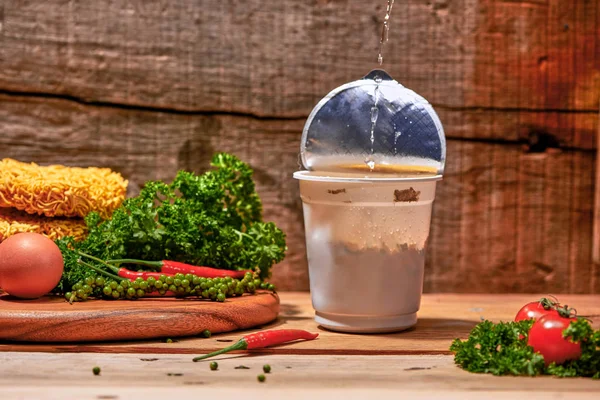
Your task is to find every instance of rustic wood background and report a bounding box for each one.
[0,0,598,293]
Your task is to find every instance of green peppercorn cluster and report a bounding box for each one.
[65,272,276,303]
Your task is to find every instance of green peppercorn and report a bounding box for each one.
[263,364,271,373]
[175,273,184,280]
[139,281,148,290]
[155,281,163,289]
[201,329,211,338]
[159,275,167,282]
[147,277,156,286]
[210,362,218,371]
[92,366,101,375]
[184,274,193,281]
[166,276,174,285]
[165,338,173,343]
[267,284,276,291]
[65,292,72,300]
[85,277,94,286]
[257,374,266,382]
[95,277,105,287]
[103,286,112,296]
[111,291,120,299]
[217,293,226,302]
[127,287,136,296]
[181,279,190,288]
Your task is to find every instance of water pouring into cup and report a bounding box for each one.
[293,3,446,333]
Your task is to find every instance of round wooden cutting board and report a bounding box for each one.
[0,291,279,342]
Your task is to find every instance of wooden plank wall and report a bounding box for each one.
[0,0,598,293]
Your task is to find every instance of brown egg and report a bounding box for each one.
[0,232,64,299]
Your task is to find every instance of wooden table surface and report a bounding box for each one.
[2,293,600,399]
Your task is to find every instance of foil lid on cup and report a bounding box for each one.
[300,69,446,176]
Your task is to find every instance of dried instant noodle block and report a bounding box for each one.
[0,159,127,218]
[0,208,88,242]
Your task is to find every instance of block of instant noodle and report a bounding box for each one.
[0,208,88,242]
[0,159,127,218]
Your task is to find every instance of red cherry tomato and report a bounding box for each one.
[514,298,559,322]
[527,314,582,366]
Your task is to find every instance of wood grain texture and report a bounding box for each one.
[594,104,600,293]
[0,94,596,293]
[2,353,600,400]
[0,0,598,149]
[1,292,599,354]
[0,0,598,292]
[0,292,279,342]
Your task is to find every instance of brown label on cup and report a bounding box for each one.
[394,188,420,202]
[327,188,346,195]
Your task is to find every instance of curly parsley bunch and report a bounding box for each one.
[56,153,286,292]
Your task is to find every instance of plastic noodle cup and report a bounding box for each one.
[294,170,442,333]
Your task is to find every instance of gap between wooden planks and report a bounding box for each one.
[1,293,599,355]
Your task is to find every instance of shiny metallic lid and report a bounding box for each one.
[300,69,446,176]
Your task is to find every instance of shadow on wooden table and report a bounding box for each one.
[314,317,479,340]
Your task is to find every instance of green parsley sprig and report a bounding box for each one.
[450,318,600,378]
[54,153,286,292]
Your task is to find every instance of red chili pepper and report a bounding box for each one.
[161,261,251,279]
[192,329,319,361]
[76,252,174,282]
[107,258,252,279]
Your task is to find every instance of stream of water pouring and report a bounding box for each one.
[366,74,382,171]
[366,0,396,171]
[377,0,395,65]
